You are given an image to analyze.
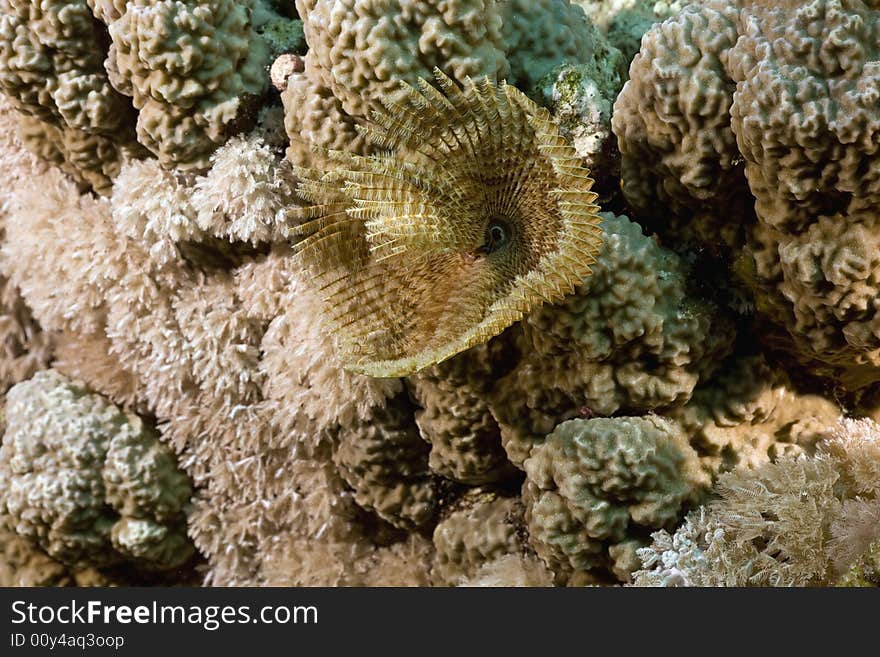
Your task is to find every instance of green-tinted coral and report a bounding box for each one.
[523,416,707,583]
[0,370,194,571]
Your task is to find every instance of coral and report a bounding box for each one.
[409,369,516,485]
[667,352,843,476]
[487,213,734,464]
[0,0,143,192]
[500,0,621,92]
[457,553,555,587]
[292,71,602,377]
[332,395,438,531]
[0,528,75,587]
[106,0,273,169]
[431,492,526,585]
[190,136,298,245]
[613,0,880,388]
[0,0,133,132]
[280,51,372,167]
[1,92,427,588]
[634,418,880,586]
[296,0,509,118]
[838,540,880,587]
[16,114,139,196]
[577,1,695,60]
[0,370,194,570]
[1,0,874,591]
[532,62,624,185]
[523,416,707,583]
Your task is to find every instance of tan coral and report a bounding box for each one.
[296,0,509,119]
[523,415,707,583]
[332,395,438,531]
[667,352,843,476]
[431,492,527,585]
[292,71,603,377]
[108,0,272,169]
[486,212,734,465]
[280,51,372,167]
[613,0,880,388]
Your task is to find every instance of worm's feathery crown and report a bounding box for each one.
[291,69,603,377]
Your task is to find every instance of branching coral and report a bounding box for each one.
[613,0,880,388]
[292,71,603,377]
[634,418,880,586]
[0,370,194,570]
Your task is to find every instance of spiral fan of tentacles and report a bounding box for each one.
[291,69,603,377]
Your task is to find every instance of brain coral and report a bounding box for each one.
[292,71,603,377]
[0,370,194,570]
[523,416,707,583]
[613,0,880,388]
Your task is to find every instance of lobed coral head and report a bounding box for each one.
[292,69,603,377]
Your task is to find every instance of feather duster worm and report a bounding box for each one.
[292,70,603,377]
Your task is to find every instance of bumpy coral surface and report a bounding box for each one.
[0,370,194,570]
[0,0,875,590]
[108,0,272,169]
[431,492,530,585]
[0,0,132,132]
[523,416,706,583]
[613,0,880,389]
[486,212,734,465]
[293,71,603,377]
[297,0,509,119]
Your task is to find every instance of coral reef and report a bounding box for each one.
[0,0,303,180]
[0,0,876,590]
[486,212,734,465]
[613,0,880,389]
[523,416,706,583]
[431,492,529,585]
